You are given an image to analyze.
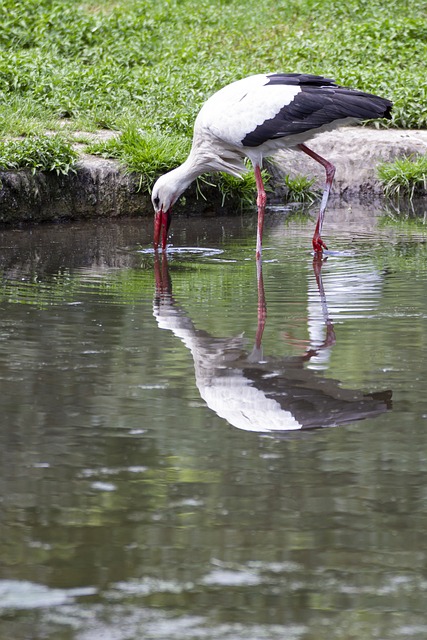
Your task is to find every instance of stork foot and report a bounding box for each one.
[312,235,328,254]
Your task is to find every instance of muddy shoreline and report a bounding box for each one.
[0,127,426,225]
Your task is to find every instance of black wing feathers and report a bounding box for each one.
[266,73,337,87]
[242,75,393,148]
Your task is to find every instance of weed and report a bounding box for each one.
[89,127,267,207]
[283,174,320,204]
[0,0,420,140]
[0,135,77,174]
[216,167,269,211]
[378,155,427,200]
[88,126,190,190]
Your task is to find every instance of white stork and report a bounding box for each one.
[151,73,392,256]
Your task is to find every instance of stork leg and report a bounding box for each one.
[254,164,266,260]
[255,258,267,351]
[249,258,267,363]
[297,143,336,254]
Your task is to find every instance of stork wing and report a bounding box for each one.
[196,73,392,149]
[242,85,392,147]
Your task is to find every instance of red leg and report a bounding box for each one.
[312,254,336,348]
[255,258,267,351]
[249,258,267,362]
[254,164,266,260]
[297,143,335,254]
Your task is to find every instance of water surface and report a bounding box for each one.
[1,207,427,639]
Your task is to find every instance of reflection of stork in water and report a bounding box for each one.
[153,256,391,433]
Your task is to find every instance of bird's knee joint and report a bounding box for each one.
[326,165,336,181]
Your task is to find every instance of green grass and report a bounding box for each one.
[0,135,77,174]
[0,0,422,137]
[378,155,427,199]
[0,0,425,196]
[202,167,270,211]
[88,127,190,190]
[89,126,268,207]
[283,174,320,204]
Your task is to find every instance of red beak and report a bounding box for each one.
[153,209,171,251]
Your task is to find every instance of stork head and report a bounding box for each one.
[151,173,178,251]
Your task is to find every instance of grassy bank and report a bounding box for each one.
[1,0,426,199]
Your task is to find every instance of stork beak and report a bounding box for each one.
[153,209,171,251]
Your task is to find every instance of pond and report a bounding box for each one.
[1,205,427,640]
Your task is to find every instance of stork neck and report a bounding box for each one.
[178,149,207,183]
[164,149,207,201]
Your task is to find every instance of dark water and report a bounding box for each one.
[1,207,427,639]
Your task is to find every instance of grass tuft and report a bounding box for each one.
[0,135,78,174]
[283,174,320,204]
[378,155,427,200]
[216,166,269,211]
[88,127,190,191]
[89,128,267,208]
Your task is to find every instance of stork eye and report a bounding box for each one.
[153,196,160,207]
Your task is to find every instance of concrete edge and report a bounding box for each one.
[0,127,426,224]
